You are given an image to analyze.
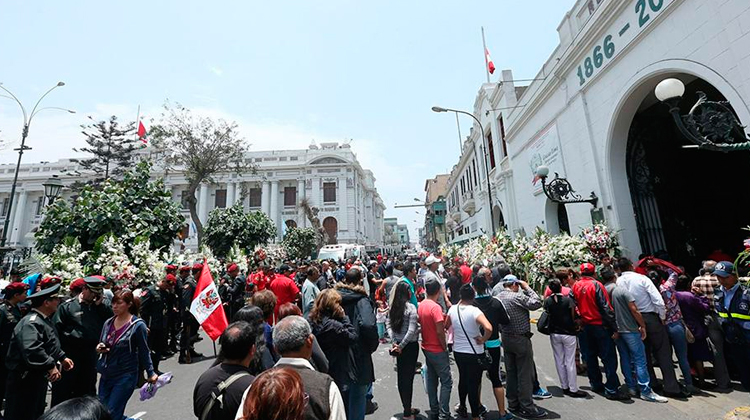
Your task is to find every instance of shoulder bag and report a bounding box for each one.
[457,305,493,370]
[200,371,251,420]
[536,309,551,335]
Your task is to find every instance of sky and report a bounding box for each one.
[0,0,575,241]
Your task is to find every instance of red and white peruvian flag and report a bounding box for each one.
[190,260,228,341]
[137,121,148,144]
[485,48,496,74]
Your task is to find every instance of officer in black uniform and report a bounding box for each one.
[222,263,246,320]
[178,264,202,364]
[0,281,29,415]
[5,283,74,420]
[713,261,750,390]
[51,276,113,406]
[140,274,176,374]
[165,264,181,355]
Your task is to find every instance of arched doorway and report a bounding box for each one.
[493,205,506,231]
[322,217,338,244]
[621,75,750,270]
[285,220,297,229]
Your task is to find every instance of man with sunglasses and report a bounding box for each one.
[5,282,74,420]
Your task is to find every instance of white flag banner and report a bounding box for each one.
[190,281,222,325]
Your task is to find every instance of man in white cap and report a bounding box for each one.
[423,255,450,313]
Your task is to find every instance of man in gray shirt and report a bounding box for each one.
[611,284,667,403]
[302,266,321,316]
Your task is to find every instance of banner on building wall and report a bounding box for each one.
[526,123,565,194]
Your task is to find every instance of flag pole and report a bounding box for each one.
[481,26,490,83]
[134,105,141,143]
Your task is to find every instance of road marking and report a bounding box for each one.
[131,411,147,419]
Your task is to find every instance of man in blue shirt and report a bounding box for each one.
[713,261,750,391]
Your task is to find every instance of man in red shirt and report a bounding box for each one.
[458,259,473,285]
[417,277,452,420]
[269,264,301,323]
[571,263,627,400]
[249,265,274,292]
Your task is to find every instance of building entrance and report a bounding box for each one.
[626,76,750,271]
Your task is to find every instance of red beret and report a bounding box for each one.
[179,265,191,272]
[165,274,177,284]
[192,263,204,271]
[227,263,238,272]
[39,276,62,290]
[3,282,29,294]
[166,264,178,272]
[69,278,86,293]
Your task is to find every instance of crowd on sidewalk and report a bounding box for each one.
[4,247,749,420]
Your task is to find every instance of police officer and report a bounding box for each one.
[179,264,202,364]
[141,274,176,374]
[51,276,113,406]
[222,263,246,320]
[0,282,29,415]
[165,264,181,355]
[5,283,74,420]
[713,261,750,390]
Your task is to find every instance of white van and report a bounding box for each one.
[317,244,366,262]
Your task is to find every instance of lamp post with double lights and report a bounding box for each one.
[431,106,496,236]
[654,78,750,152]
[0,81,74,248]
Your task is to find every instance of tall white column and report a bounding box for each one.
[297,179,306,227]
[235,182,243,208]
[311,178,320,207]
[10,191,27,244]
[226,182,236,207]
[338,177,348,235]
[198,183,209,223]
[270,180,280,239]
[261,181,270,216]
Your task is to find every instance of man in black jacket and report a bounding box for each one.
[335,269,379,420]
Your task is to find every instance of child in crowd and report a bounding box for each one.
[376,300,388,343]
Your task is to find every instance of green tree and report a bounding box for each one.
[281,227,318,260]
[35,161,185,254]
[203,203,275,259]
[149,103,251,245]
[70,115,140,183]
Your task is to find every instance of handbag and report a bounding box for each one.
[682,320,696,344]
[457,305,493,370]
[537,310,551,335]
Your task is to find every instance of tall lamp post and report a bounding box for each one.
[0,82,73,248]
[432,106,496,236]
[654,78,750,152]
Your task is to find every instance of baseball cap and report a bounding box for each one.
[713,261,735,277]
[503,274,521,284]
[425,255,441,265]
[580,262,596,275]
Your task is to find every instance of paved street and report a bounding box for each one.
[120,317,748,420]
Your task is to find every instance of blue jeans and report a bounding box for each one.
[583,324,621,394]
[98,372,138,420]
[423,349,453,420]
[616,332,652,394]
[666,321,693,386]
[343,382,369,420]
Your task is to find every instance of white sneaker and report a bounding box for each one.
[641,391,668,403]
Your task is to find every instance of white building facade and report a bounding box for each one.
[0,142,386,250]
[446,0,750,267]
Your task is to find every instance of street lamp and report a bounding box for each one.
[655,78,750,152]
[42,175,64,206]
[535,165,598,207]
[432,105,496,236]
[0,81,72,247]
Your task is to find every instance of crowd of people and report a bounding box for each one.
[1,248,749,420]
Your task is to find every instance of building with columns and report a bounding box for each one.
[0,141,386,250]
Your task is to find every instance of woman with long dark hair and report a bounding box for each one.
[387,281,420,419]
[96,291,157,420]
[444,284,492,420]
[472,275,513,420]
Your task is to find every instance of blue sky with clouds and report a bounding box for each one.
[0,0,574,239]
